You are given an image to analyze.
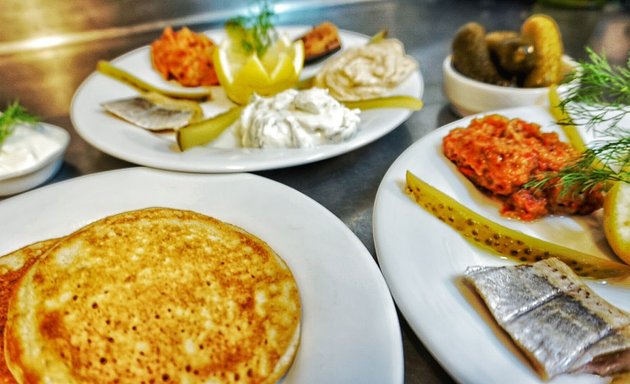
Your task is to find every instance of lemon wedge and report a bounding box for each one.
[603,181,630,264]
[214,35,304,104]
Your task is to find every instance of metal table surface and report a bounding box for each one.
[0,0,628,382]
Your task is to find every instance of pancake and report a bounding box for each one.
[5,207,301,384]
[0,239,59,384]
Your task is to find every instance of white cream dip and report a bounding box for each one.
[0,124,66,178]
[239,88,361,148]
[314,38,418,101]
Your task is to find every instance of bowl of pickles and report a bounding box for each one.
[443,14,574,116]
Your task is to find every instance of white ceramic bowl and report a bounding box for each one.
[443,55,572,116]
[0,123,70,196]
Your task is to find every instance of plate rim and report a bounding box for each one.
[0,167,404,383]
[373,105,619,384]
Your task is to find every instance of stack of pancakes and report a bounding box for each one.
[0,208,301,383]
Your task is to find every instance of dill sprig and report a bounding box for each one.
[526,48,629,195]
[226,0,277,57]
[526,137,630,194]
[559,48,630,138]
[0,101,38,146]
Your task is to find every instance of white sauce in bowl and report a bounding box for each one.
[0,123,69,181]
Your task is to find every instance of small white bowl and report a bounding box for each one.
[0,123,70,196]
[443,55,572,116]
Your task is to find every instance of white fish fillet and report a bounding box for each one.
[464,258,630,380]
[101,93,202,131]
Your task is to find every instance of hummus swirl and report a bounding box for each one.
[314,38,418,101]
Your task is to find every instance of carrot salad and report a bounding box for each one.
[151,26,219,87]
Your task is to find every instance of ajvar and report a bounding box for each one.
[442,114,603,221]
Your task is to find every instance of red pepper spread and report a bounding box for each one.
[442,114,603,221]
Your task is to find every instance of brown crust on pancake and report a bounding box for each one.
[5,208,301,384]
[0,239,59,384]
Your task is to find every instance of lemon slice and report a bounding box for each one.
[214,35,304,104]
[603,181,630,264]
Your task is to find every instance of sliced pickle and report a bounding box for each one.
[97,61,211,100]
[405,170,630,283]
[176,106,243,151]
[341,96,423,111]
[369,29,389,44]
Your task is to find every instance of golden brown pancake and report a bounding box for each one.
[5,208,301,384]
[0,239,59,384]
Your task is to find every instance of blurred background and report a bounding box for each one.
[0,0,627,119]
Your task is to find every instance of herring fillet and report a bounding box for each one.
[101,97,195,130]
[464,258,630,380]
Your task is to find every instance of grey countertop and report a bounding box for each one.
[0,0,628,382]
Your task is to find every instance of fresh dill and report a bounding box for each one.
[559,48,630,138]
[225,0,277,57]
[525,48,630,194]
[527,137,630,194]
[0,101,38,146]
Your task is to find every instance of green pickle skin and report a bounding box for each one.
[97,60,211,100]
[405,170,630,282]
[176,106,243,151]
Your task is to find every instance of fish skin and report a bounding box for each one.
[572,326,630,377]
[464,258,630,380]
[101,97,195,130]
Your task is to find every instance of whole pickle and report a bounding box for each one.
[521,14,564,88]
[485,30,519,44]
[486,31,536,77]
[451,22,509,86]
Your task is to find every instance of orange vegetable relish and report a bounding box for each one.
[442,114,603,221]
[151,26,219,87]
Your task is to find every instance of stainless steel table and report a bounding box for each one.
[1,0,628,382]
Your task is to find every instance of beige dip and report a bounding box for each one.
[314,38,418,101]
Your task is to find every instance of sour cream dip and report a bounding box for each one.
[0,123,67,178]
[239,88,360,148]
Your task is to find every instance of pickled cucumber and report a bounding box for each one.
[451,22,509,86]
[405,170,630,282]
[486,31,535,78]
[521,14,564,88]
[341,95,423,111]
[97,60,211,100]
[176,106,243,151]
[485,30,519,48]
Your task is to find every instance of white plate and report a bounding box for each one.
[0,123,70,196]
[0,167,403,384]
[70,27,423,173]
[373,106,630,384]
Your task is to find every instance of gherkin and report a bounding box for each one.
[405,170,630,284]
